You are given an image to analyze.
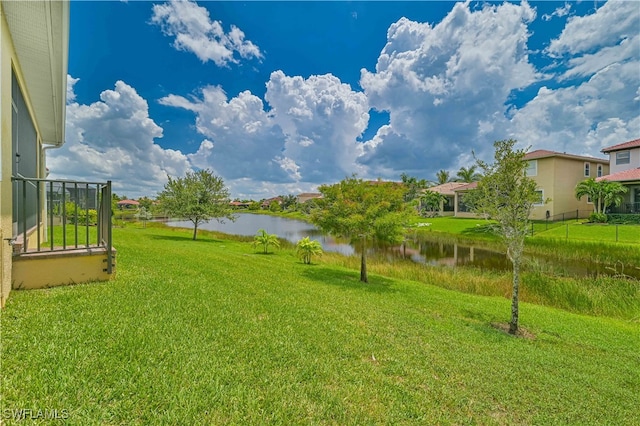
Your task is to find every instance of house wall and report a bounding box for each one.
[0,6,45,306]
[529,157,555,220]
[609,148,640,174]
[530,157,609,220]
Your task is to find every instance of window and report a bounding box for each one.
[526,160,537,176]
[534,189,544,206]
[597,164,603,177]
[12,70,38,235]
[616,151,630,165]
[584,162,590,177]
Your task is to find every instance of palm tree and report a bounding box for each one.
[252,229,280,254]
[575,178,627,214]
[602,180,628,213]
[456,165,481,183]
[435,169,451,185]
[296,237,323,264]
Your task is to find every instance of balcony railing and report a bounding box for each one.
[11,177,113,274]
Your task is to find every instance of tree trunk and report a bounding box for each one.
[360,240,368,283]
[509,258,520,335]
[193,223,198,240]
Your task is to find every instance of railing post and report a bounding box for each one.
[85,184,90,248]
[49,181,54,250]
[62,181,67,249]
[21,180,27,253]
[36,181,41,251]
[74,182,79,248]
[106,181,113,274]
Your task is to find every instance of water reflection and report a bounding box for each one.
[166,214,638,279]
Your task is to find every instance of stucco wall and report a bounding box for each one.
[609,148,640,175]
[1,7,13,307]
[0,6,44,306]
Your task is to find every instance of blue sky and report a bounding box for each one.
[49,1,640,199]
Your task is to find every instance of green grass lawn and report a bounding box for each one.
[2,225,639,424]
[533,221,640,244]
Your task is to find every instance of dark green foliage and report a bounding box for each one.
[607,213,640,224]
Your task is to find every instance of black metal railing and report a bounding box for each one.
[11,177,113,274]
[607,202,640,214]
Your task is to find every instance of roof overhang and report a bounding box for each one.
[2,0,69,146]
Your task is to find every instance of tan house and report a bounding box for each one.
[523,150,609,220]
[598,138,640,213]
[451,150,609,221]
[1,1,114,307]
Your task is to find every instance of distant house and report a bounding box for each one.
[117,199,140,210]
[296,193,322,204]
[598,138,640,214]
[425,182,467,216]
[261,196,283,209]
[229,201,251,209]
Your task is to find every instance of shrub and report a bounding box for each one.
[607,213,640,224]
[588,212,608,223]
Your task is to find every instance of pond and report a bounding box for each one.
[166,214,638,279]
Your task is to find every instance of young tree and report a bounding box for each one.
[472,140,540,335]
[296,237,323,264]
[157,169,235,240]
[311,176,408,283]
[252,229,280,254]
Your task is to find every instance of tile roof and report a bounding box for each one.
[524,149,607,163]
[427,182,468,195]
[117,199,139,205]
[596,168,640,183]
[601,138,640,153]
[454,182,478,191]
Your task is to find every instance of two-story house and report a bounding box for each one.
[598,138,640,213]
[523,150,610,220]
[454,150,609,221]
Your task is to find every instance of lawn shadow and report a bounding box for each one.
[300,266,398,294]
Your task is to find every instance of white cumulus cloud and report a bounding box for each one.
[359,1,540,179]
[48,78,192,198]
[510,1,640,155]
[151,0,262,66]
